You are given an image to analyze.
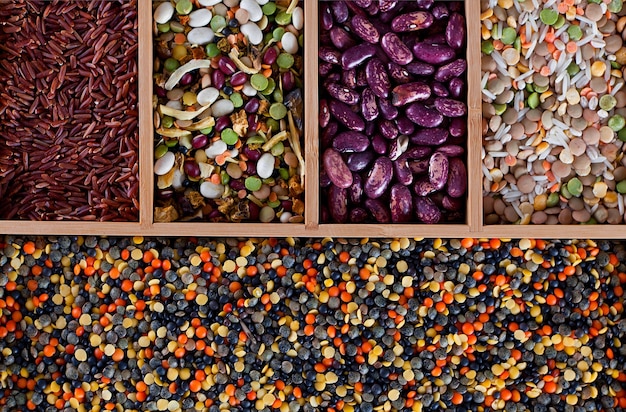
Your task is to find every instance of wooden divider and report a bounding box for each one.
[1,1,622,238]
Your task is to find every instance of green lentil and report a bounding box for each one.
[221,128,239,145]
[540,9,558,25]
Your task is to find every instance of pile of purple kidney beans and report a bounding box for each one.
[319,0,468,224]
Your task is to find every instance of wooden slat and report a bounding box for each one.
[466,0,483,232]
[138,0,153,229]
[0,222,144,236]
[304,0,319,230]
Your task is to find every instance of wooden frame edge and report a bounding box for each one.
[139,0,154,230]
[304,0,319,230]
[466,1,483,233]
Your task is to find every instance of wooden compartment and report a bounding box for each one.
[3,1,619,238]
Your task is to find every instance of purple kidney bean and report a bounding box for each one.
[365,157,393,199]
[326,83,360,105]
[437,145,464,157]
[364,120,376,136]
[429,152,449,190]
[449,78,465,98]
[230,71,247,87]
[446,13,466,50]
[379,0,398,13]
[432,82,449,97]
[320,99,331,128]
[435,59,467,82]
[329,185,349,223]
[432,3,449,19]
[381,32,413,65]
[365,198,391,223]
[390,184,412,223]
[410,128,449,146]
[321,121,339,149]
[410,159,429,175]
[365,59,390,99]
[282,71,296,92]
[404,146,432,159]
[394,156,413,186]
[246,161,256,175]
[242,146,261,161]
[378,98,398,120]
[323,72,340,87]
[434,97,467,117]
[387,62,413,84]
[447,157,467,198]
[342,69,358,89]
[321,4,334,31]
[406,61,435,76]
[180,72,194,86]
[330,27,357,50]
[218,56,236,75]
[319,62,334,77]
[350,207,369,223]
[442,195,463,211]
[211,70,225,90]
[366,2,379,15]
[349,174,364,204]
[347,151,375,172]
[371,134,388,155]
[356,68,369,87]
[352,14,380,43]
[391,82,431,106]
[155,86,167,98]
[392,11,434,32]
[215,116,231,132]
[341,44,377,70]
[416,0,435,10]
[331,1,349,23]
[319,47,342,65]
[413,176,437,196]
[412,43,456,65]
[406,103,444,128]
[396,117,415,135]
[354,0,372,7]
[263,46,278,65]
[449,117,466,137]
[415,196,441,223]
[229,179,245,192]
[333,131,370,153]
[320,170,332,188]
[323,148,353,189]
[183,160,200,178]
[244,98,260,114]
[330,100,365,131]
[389,135,409,161]
[345,0,368,16]
[192,134,208,149]
[361,88,379,122]
[247,114,258,133]
[378,119,398,140]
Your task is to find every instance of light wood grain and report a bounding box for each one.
[139,0,153,229]
[466,1,483,232]
[304,0,319,230]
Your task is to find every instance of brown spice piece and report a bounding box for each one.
[185,191,206,209]
[230,110,249,137]
[155,205,179,223]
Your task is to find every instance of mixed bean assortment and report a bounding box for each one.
[0,0,139,221]
[482,0,626,225]
[153,0,305,223]
[0,236,624,411]
[319,1,468,224]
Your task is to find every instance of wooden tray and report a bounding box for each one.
[1,2,620,238]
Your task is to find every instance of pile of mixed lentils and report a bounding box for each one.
[0,236,624,411]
